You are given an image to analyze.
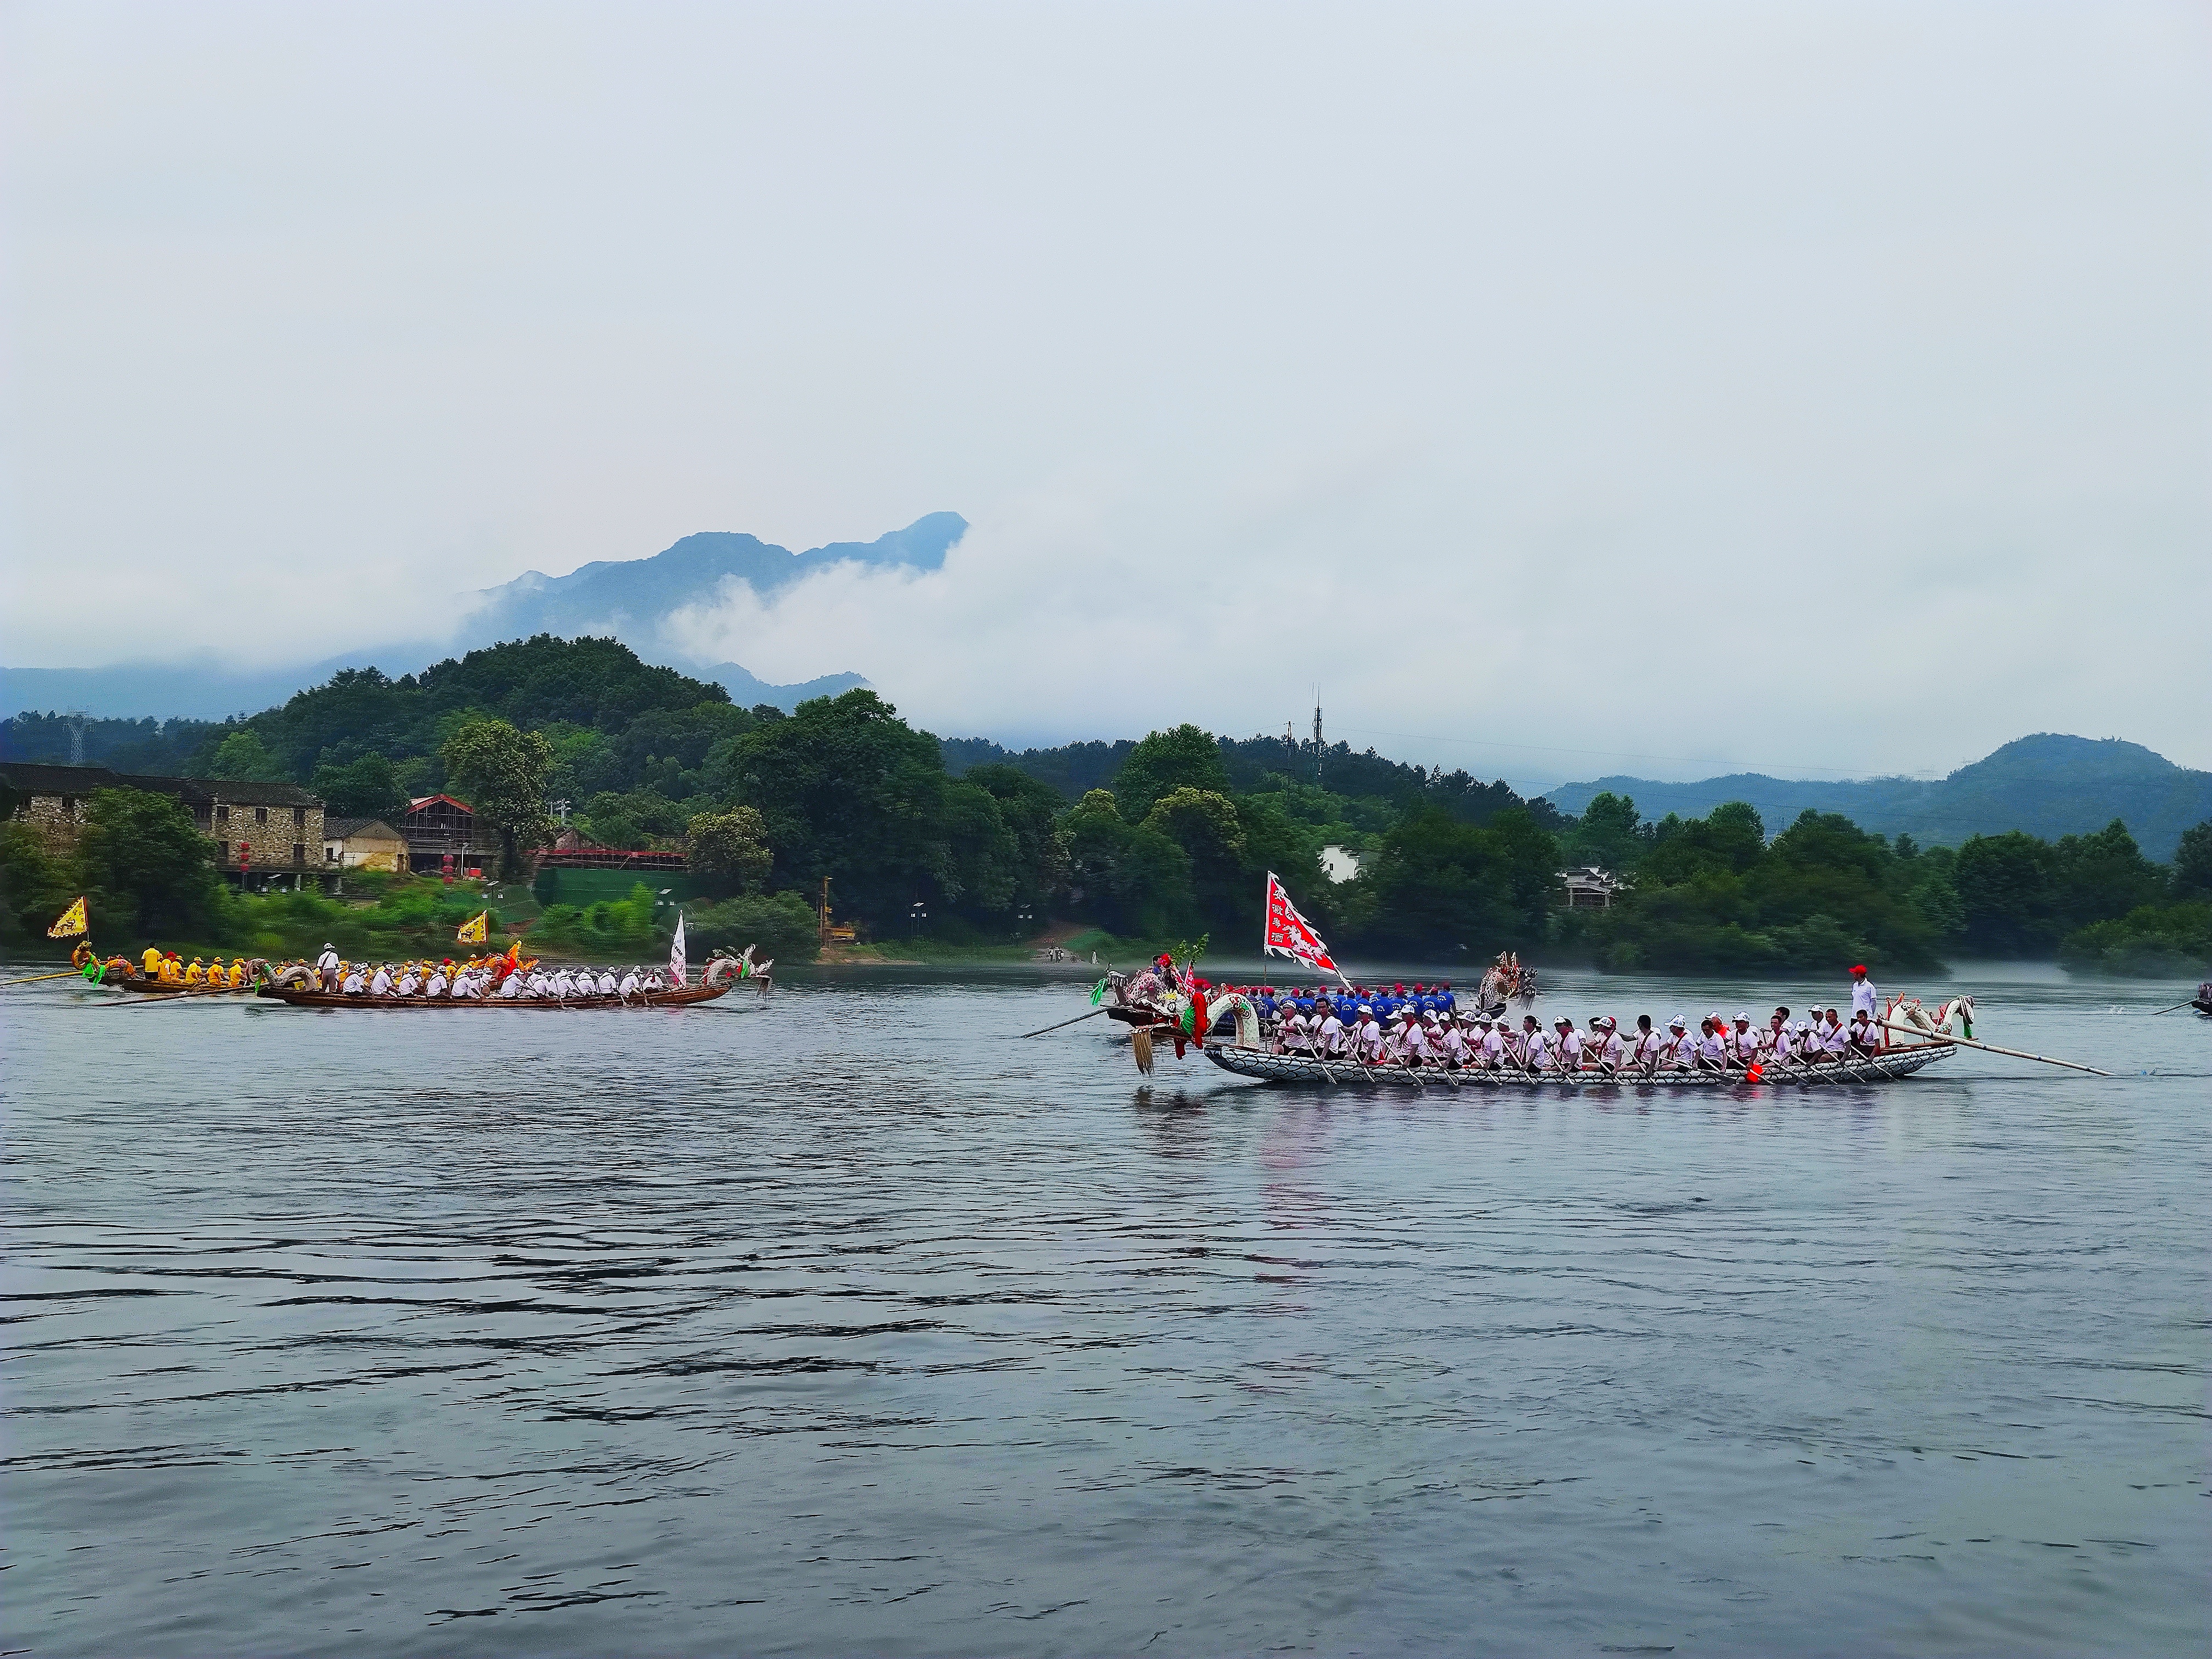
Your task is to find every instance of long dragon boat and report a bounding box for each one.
[1201,1042,1957,1089]
[253,952,760,1008]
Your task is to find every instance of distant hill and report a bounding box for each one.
[1540,735,2212,861]
[1,512,965,721]
[464,511,966,648]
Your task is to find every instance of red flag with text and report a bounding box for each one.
[1262,872,1346,983]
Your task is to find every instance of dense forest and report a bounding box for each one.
[4,636,2209,974]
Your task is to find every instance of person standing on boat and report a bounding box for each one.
[317,944,340,990]
[1849,964,1879,1023]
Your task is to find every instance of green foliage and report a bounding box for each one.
[310,752,408,819]
[205,730,288,783]
[0,822,77,946]
[1060,789,1197,938]
[687,890,820,964]
[77,788,226,936]
[724,690,953,920]
[2058,902,2212,977]
[441,718,555,878]
[2175,820,2212,900]
[686,806,772,898]
[1581,803,1936,974]
[1351,806,1560,956]
[221,876,501,962]
[1558,791,1651,872]
[527,882,662,958]
[1114,725,1233,820]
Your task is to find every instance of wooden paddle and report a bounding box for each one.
[1878,1018,2108,1077]
[1016,1006,1112,1039]
[1,969,96,988]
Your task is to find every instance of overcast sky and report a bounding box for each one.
[4,1,2207,786]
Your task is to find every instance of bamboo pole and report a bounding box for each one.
[1879,1019,2108,1078]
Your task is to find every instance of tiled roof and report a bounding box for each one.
[0,761,321,809]
[324,816,403,840]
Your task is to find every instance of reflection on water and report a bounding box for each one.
[2,963,2207,1656]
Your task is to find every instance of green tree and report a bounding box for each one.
[1955,831,2062,955]
[1114,725,1232,821]
[0,822,78,947]
[687,890,821,964]
[2051,820,2166,931]
[310,752,408,819]
[723,690,951,923]
[685,806,773,898]
[1060,789,1195,937]
[206,730,289,783]
[76,787,225,937]
[2174,819,2212,901]
[1354,806,1559,955]
[963,764,1070,921]
[440,718,555,879]
[1565,792,1649,872]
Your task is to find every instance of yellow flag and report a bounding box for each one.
[47,896,88,938]
[455,911,489,944]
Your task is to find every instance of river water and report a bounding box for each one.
[3,960,2205,1656]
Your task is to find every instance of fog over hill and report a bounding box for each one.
[1,514,967,721]
[1539,735,2212,862]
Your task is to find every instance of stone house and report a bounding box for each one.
[0,761,326,878]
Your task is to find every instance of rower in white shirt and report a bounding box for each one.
[1551,1018,1582,1071]
[1663,1016,1692,1068]
[1589,1017,1626,1073]
[1519,1017,1551,1071]
[1317,1009,1346,1057]
[1354,1008,1385,1063]
[369,964,395,997]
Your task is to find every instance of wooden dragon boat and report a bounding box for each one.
[252,951,762,1009]
[255,980,735,1009]
[1201,1041,1957,1089]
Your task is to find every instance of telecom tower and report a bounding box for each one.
[1312,690,1323,787]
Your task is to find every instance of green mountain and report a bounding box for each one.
[1541,735,2212,861]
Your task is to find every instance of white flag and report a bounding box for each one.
[669,911,687,986]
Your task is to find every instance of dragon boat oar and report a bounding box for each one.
[1015,1006,1113,1040]
[92,986,241,1009]
[1878,1020,2107,1078]
[2147,1000,2199,1016]
[1,969,96,988]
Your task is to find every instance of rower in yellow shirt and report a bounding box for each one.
[228,958,247,988]
[183,958,206,986]
[159,952,184,984]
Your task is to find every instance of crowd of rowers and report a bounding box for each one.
[1196,972,1893,1073]
[303,946,672,1001]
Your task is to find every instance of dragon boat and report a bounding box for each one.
[1201,1042,1957,1089]
[253,948,767,1009]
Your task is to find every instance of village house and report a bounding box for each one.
[0,760,326,881]
[322,816,409,871]
[1557,865,1630,910]
[393,794,499,877]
